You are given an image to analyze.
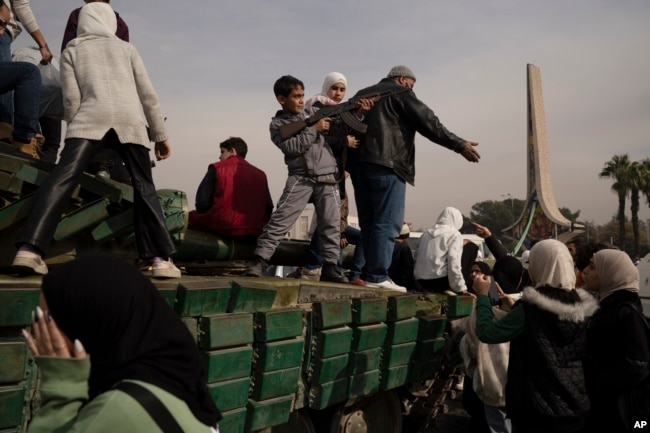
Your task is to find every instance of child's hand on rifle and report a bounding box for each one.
[313,117,331,135]
[356,98,375,117]
[346,135,359,149]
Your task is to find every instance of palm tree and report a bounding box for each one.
[627,161,643,258]
[599,154,632,250]
[640,158,650,212]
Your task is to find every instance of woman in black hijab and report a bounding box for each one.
[24,254,221,432]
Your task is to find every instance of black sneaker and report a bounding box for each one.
[320,265,348,283]
[244,257,268,277]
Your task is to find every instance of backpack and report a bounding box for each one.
[616,302,650,428]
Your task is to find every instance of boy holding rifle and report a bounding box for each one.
[244,75,370,282]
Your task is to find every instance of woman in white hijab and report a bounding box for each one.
[414,206,468,293]
[582,249,649,431]
[473,239,598,433]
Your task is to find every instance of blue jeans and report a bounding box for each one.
[343,225,365,280]
[0,32,13,124]
[349,162,405,283]
[0,61,41,141]
[305,224,366,280]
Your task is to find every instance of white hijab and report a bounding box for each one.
[429,207,463,238]
[67,2,118,48]
[305,72,347,108]
[527,239,576,290]
[593,249,640,301]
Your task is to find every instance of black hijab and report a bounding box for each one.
[491,256,530,295]
[41,254,221,426]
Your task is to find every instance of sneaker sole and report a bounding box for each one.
[365,283,407,293]
[12,257,48,275]
[152,270,181,279]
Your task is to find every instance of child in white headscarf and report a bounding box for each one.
[414,206,468,293]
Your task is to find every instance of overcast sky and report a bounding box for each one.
[12,0,650,230]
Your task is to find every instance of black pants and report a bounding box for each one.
[18,130,176,259]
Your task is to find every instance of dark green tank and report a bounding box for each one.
[0,144,473,433]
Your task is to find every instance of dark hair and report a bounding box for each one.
[575,241,619,271]
[473,261,492,275]
[220,136,248,158]
[273,75,304,97]
[566,239,582,248]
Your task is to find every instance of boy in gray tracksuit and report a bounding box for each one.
[245,75,347,283]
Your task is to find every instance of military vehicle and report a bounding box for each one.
[0,144,473,433]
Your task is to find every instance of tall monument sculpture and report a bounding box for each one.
[504,64,579,250]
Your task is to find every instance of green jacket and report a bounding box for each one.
[475,294,525,343]
[28,356,214,433]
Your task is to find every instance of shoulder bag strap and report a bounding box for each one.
[114,381,184,433]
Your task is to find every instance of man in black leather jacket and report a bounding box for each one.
[347,65,480,291]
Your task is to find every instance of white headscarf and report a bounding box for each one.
[593,249,640,301]
[305,72,347,108]
[430,207,464,237]
[527,239,576,290]
[67,2,118,48]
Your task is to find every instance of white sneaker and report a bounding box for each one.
[12,250,48,275]
[152,258,181,279]
[366,278,407,292]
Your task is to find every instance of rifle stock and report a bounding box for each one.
[277,88,410,141]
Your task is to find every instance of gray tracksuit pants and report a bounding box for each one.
[255,175,340,264]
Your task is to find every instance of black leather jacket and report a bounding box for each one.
[348,78,466,185]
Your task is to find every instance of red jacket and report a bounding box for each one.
[188,156,269,237]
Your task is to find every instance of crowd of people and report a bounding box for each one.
[3,1,648,432]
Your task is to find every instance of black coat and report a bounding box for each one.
[584,290,649,431]
[348,78,466,185]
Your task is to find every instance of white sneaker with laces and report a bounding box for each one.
[12,250,48,275]
[366,278,407,292]
[152,258,181,279]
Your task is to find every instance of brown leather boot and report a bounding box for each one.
[12,135,42,159]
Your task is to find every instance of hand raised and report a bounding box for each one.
[23,307,87,359]
[460,141,480,163]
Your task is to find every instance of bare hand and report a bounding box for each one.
[471,221,492,239]
[355,98,374,116]
[155,140,171,161]
[460,141,480,163]
[472,274,491,296]
[23,306,87,359]
[497,285,516,311]
[346,135,359,149]
[461,291,476,299]
[340,237,349,249]
[313,117,331,134]
[39,46,53,65]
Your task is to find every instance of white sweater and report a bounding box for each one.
[3,0,39,40]
[61,39,168,147]
[413,228,467,293]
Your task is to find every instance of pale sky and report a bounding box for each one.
[12,0,650,230]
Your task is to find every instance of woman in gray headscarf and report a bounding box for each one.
[473,239,599,433]
[582,249,649,431]
[414,206,468,293]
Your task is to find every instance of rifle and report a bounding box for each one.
[278,88,411,141]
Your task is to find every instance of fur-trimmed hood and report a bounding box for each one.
[522,286,599,323]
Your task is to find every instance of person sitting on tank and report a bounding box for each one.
[188,136,273,239]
